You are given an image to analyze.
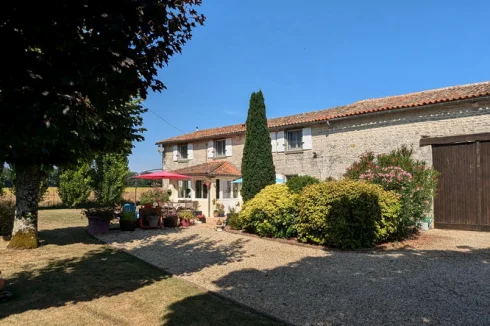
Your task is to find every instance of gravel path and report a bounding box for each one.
[98,227,490,326]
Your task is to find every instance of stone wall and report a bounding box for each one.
[163,100,490,180]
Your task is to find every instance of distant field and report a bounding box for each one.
[2,187,152,207]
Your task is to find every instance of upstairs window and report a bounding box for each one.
[214,139,226,157]
[286,130,303,151]
[178,144,188,160]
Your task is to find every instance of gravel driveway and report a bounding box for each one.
[98,227,490,326]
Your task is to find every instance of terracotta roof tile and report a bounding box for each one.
[171,161,241,177]
[157,81,490,145]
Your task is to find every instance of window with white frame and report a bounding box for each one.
[178,144,188,160]
[214,139,226,157]
[195,180,208,199]
[178,180,191,198]
[286,130,303,151]
[223,180,232,199]
[232,183,240,199]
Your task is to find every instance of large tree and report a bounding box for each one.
[241,91,276,201]
[0,1,205,248]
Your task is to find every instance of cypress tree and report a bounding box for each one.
[241,90,276,201]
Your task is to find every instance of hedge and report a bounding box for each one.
[238,184,299,238]
[296,180,401,249]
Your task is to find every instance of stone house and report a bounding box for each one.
[157,81,490,230]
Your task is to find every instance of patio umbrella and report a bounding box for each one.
[132,171,190,180]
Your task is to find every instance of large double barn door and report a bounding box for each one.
[429,136,490,231]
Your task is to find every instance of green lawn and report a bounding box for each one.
[0,209,279,326]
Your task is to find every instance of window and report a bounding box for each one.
[286,130,303,151]
[232,183,240,198]
[178,180,191,198]
[195,180,208,199]
[223,181,232,199]
[178,144,188,160]
[214,139,226,157]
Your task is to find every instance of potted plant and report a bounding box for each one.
[178,210,195,227]
[84,207,115,234]
[120,210,137,231]
[196,214,206,223]
[139,193,153,208]
[146,214,160,228]
[217,202,226,217]
[215,218,225,231]
[164,214,179,227]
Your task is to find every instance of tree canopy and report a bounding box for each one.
[0,1,205,167]
[0,1,205,249]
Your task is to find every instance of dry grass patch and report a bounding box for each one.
[0,209,279,326]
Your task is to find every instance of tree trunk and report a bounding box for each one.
[7,164,41,249]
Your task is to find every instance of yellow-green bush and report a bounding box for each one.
[238,184,299,238]
[296,180,401,249]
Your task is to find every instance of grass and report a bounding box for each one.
[0,209,279,326]
[3,187,153,208]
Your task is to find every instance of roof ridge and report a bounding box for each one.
[352,81,490,105]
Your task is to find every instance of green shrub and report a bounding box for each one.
[121,210,137,221]
[226,206,241,230]
[238,184,299,238]
[0,200,15,236]
[296,180,401,249]
[286,175,320,194]
[140,188,170,206]
[177,210,195,221]
[345,146,438,239]
[58,161,92,207]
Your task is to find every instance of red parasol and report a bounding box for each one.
[132,171,190,180]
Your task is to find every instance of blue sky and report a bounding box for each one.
[129,0,490,171]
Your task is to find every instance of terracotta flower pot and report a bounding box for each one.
[87,216,110,235]
[180,219,190,227]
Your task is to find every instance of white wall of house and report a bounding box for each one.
[167,176,242,217]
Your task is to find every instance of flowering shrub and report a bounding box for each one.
[238,184,299,238]
[346,146,438,239]
[359,166,412,191]
[296,180,401,249]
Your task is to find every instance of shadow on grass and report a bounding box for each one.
[38,226,99,246]
[0,247,170,319]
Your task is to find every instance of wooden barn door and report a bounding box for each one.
[481,141,490,231]
[432,140,490,231]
